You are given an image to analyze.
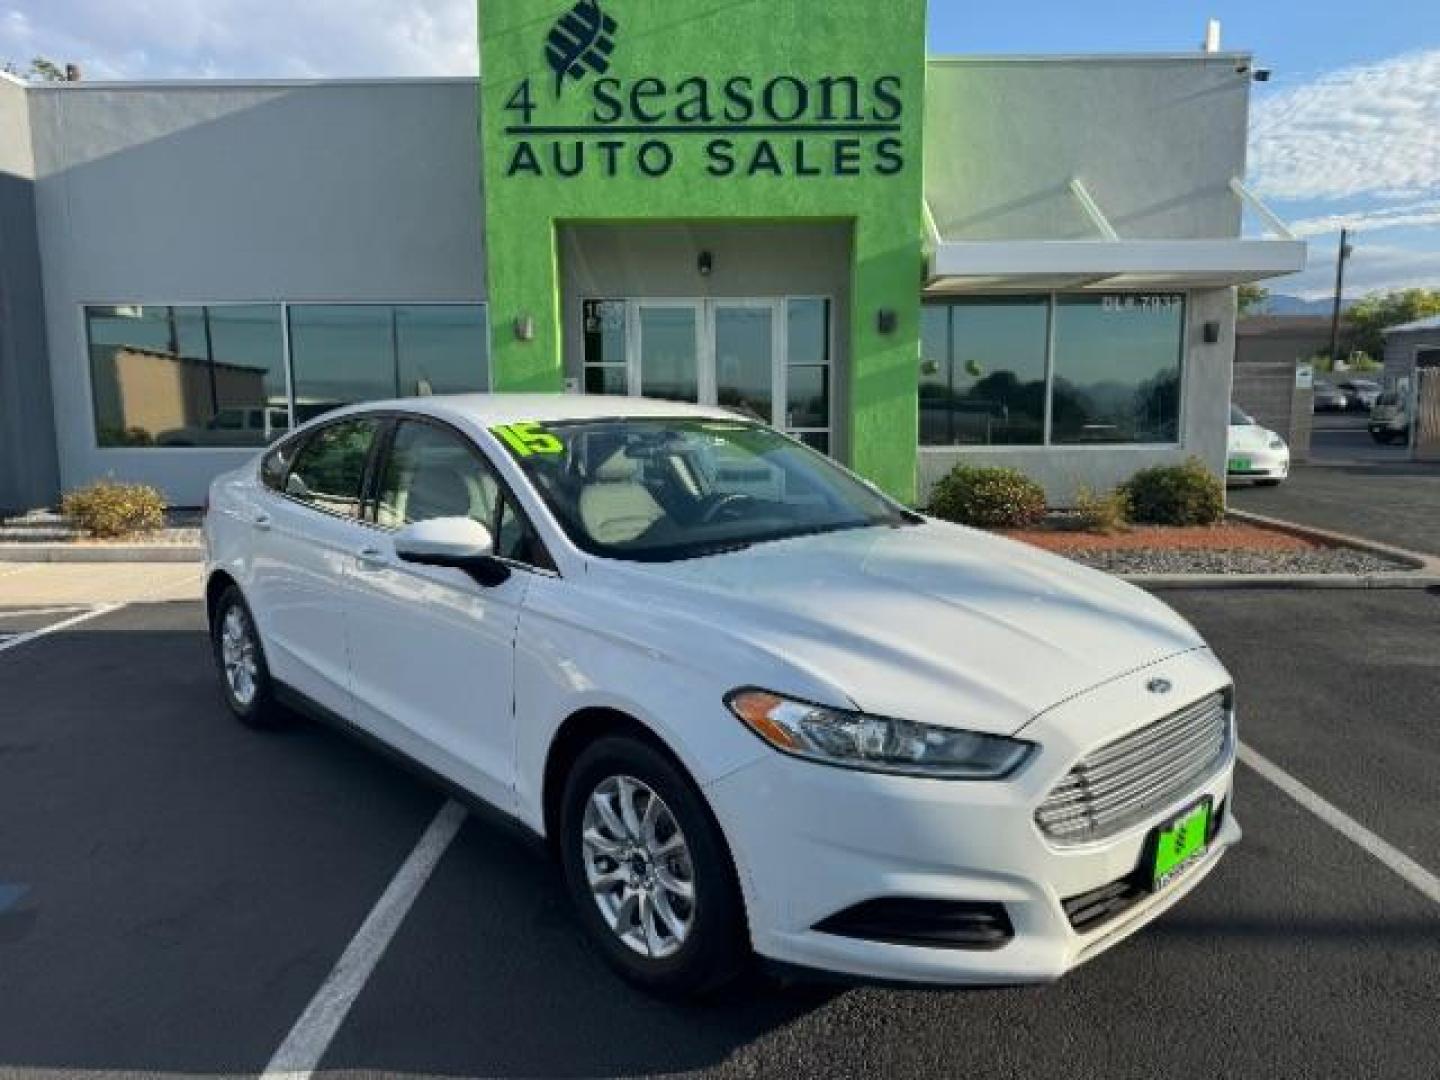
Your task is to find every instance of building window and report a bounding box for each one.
[289,304,489,423]
[86,304,287,448]
[785,298,832,454]
[921,297,1048,446]
[920,293,1186,448]
[582,299,629,395]
[87,302,489,446]
[1050,294,1184,444]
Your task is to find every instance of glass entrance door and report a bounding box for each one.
[581,297,833,453]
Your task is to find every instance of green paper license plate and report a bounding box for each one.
[1228,456,1251,472]
[1151,799,1211,890]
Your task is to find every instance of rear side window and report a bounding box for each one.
[285,418,381,520]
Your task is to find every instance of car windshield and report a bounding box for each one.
[1229,404,1254,425]
[492,417,918,562]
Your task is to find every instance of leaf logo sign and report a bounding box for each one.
[544,1,619,98]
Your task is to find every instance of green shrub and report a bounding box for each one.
[1121,458,1224,526]
[1074,485,1129,534]
[929,465,1046,528]
[61,481,166,539]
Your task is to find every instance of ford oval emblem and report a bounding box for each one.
[1147,678,1173,695]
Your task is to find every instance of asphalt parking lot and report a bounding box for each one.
[1,591,1437,1080]
[1230,461,1440,557]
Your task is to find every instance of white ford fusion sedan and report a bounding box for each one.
[204,395,1239,995]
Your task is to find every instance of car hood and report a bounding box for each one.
[590,521,1206,736]
[1229,423,1282,452]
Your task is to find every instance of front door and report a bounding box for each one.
[343,417,532,810]
[581,297,833,454]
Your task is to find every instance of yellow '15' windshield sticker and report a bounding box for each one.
[492,421,564,457]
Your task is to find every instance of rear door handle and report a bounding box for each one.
[356,546,389,571]
[252,512,272,531]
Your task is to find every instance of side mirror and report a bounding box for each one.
[394,517,510,587]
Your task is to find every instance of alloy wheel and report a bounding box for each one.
[220,604,259,707]
[581,775,697,959]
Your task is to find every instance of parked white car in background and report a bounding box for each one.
[204,395,1240,994]
[1227,404,1289,485]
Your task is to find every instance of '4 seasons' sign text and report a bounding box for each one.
[501,2,906,181]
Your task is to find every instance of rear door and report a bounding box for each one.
[249,415,385,717]
[344,416,547,808]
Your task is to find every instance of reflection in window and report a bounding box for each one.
[920,298,1048,446]
[1051,295,1183,444]
[582,299,628,396]
[289,304,489,423]
[285,418,380,520]
[715,306,774,423]
[639,307,699,403]
[87,304,288,448]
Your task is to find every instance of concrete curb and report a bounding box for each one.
[1129,573,1440,591]
[0,544,203,564]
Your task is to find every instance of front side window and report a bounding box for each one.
[376,419,551,568]
[1051,294,1184,444]
[284,418,381,520]
[376,421,499,530]
[86,304,288,448]
[495,418,914,562]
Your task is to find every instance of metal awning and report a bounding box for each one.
[925,178,1306,293]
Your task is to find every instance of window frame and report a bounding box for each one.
[918,290,1189,453]
[81,300,492,452]
[268,414,389,526]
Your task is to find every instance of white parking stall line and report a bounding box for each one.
[1240,743,1440,907]
[262,798,469,1080]
[0,606,92,620]
[0,603,123,656]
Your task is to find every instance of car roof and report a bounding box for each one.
[334,393,746,427]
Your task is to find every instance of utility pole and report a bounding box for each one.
[1327,228,1353,369]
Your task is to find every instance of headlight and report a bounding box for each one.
[725,689,1034,779]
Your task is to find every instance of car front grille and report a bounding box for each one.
[1035,691,1231,844]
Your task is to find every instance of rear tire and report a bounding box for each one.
[559,735,749,997]
[210,585,288,729]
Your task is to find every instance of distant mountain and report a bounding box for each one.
[1261,294,1357,315]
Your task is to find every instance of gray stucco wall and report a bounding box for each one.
[558,222,853,462]
[29,79,487,506]
[926,55,1251,241]
[1385,329,1440,382]
[918,288,1236,506]
[0,74,61,512]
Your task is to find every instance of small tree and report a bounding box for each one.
[2,57,70,82]
[1345,288,1440,360]
[1236,284,1269,316]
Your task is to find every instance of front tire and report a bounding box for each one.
[210,585,287,728]
[559,735,749,997]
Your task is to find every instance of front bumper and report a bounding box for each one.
[1228,447,1289,480]
[704,649,1239,985]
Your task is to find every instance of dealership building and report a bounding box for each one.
[0,1,1305,511]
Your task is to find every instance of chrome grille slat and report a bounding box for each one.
[1036,692,1230,843]
[1042,723,1224,811]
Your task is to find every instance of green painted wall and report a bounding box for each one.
[478,0,927,500]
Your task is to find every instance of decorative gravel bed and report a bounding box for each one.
[999,517,1416,576]
[1059,547,1409,576]
[0,509,201,546]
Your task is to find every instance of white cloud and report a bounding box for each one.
[0,1,478,80]
[1289,198,1440,239]
[1271,243,1440,301]
[1249,49,1440,203]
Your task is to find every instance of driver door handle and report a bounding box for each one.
[355,546,389,571]
[252,512,272,532]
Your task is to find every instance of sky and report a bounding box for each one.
[2,1,1437,301]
